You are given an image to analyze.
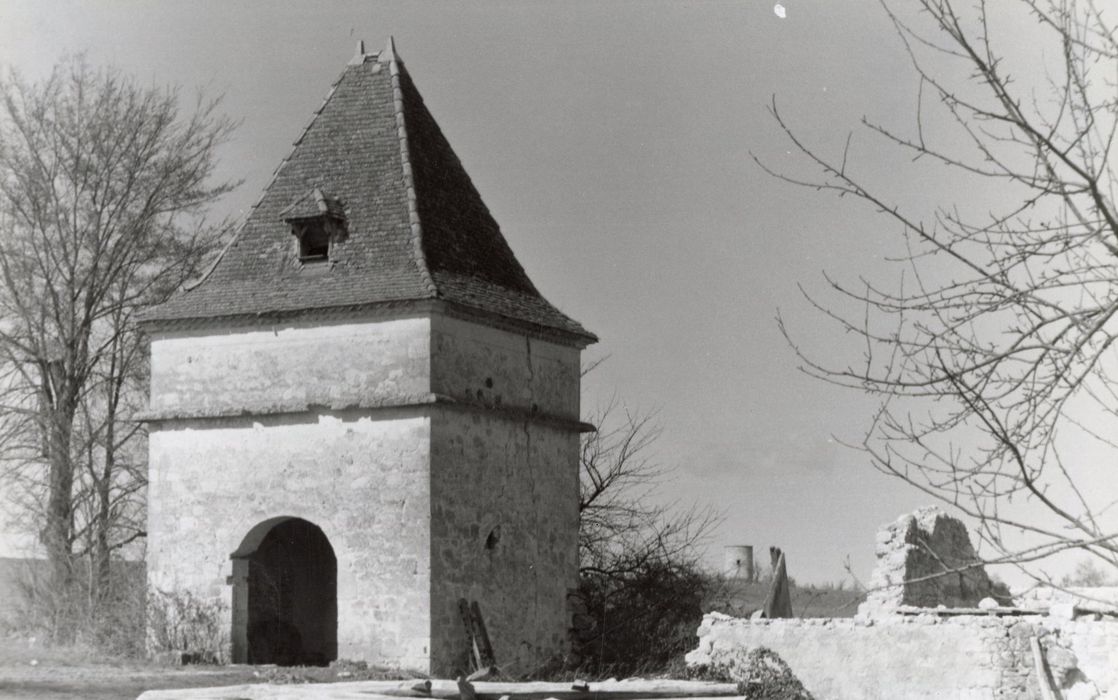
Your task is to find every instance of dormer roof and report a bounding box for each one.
[142,39,595,345]
[279,188,346,222]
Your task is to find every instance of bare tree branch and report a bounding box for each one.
[0,56,235,637]
[765,0,1118,585]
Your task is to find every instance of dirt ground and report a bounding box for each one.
[0,637,424,700]
[0,664,260,700]
[0,637,261,700]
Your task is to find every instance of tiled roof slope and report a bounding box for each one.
[142,43,595,344]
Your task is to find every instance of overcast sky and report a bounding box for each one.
[0,1,1074,585]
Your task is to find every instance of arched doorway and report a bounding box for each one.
[229,517,337,665]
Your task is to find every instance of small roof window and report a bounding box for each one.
[280,188,347,263]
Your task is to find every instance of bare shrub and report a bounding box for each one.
[147,587,228,664]
[573,560,707,676]
[571,379,721,676]
[9,556,145,657]
[1060,560,1118,588]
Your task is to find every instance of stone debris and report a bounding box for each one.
[732,648,814,700]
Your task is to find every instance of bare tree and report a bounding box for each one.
[575,393,719,671]
[763,0,1118,583]
[0,57,235,633]
[579,397,717,579]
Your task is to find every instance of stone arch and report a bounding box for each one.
[229,516,337,665]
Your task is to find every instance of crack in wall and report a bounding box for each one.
[524,335,540,636]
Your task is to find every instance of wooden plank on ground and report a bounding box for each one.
[415,679,737,693]
[894,606,1036,617]
[139,690,741,700]
[136,679,741,700]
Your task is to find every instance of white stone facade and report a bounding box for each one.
[145,307,584,674]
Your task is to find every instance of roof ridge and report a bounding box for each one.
[383,37,438,297]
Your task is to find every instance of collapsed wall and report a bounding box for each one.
[689,507,1118,699]
[687,611,1118,700]
[861,506,1008,616]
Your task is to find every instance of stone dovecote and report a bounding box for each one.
[140,38,595,674]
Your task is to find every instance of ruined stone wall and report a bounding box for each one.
[863,507,1006,615]
[687,612,1118,699]
[148,410,432,668]
[428,316,582,676]
[690,509,1118,698]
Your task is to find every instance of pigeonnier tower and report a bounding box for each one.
[140,39,595,674]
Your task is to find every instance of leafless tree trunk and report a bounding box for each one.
[762,0,1118,583]
[0,57,235,636]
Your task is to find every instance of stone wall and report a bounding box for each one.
[427,315,582,676]
[687,611,1118,699]
[147,410,434,668]
[862,507,1006,616]
[146,310,583,672]
[147,313,431,417]
[430,414,579,677]
[689,509,1118,698]
[430,313,581,418]
[0,558,42,627]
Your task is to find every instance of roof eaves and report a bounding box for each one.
[438,299,598,348]
[138,297,442,331]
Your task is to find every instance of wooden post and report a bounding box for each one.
[761,547,793,619]
[1030,637,1058,700]
[458,598,482,670]
[227,558,251,663]
[470,601,496,667]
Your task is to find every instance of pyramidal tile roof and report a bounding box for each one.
[143,39,595,344]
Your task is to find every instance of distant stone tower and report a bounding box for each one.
[723,545,754,581]
[139,39,595,674]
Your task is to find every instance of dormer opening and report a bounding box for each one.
[280,187,347,264]
[293,220,332,261]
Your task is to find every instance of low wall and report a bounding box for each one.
[0,557,43,626]
[687,612,1118,700]
[0,557,145,630]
